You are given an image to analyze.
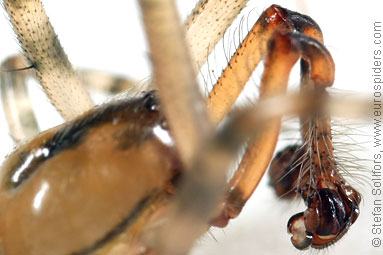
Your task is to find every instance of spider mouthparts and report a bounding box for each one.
[287,186,361,249]
[287,212,313,250]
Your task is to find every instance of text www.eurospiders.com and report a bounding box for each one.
[372,20,382,249]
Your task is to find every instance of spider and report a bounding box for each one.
[0,0,376,254]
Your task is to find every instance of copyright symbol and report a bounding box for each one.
[372,238,381,247]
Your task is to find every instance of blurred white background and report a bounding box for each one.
[0,1,381,254]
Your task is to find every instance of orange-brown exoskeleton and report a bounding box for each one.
[0,0,366,254]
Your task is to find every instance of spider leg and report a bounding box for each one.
[137,0,265,254]
[206,5,287,124]
[210,30,335,228]
[202,5,328,226]
[206,4,323,124]
[3,0,93,120]
[0,54,137,142]
[185,0,249,71]
[79,70,137,95]
[139,0,212,167]
[0,55,39,143]
[137,1,226,254]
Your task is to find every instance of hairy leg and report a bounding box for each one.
[0,55,138,142]
[185,0,249,71]
[210,28,334,227]
[3,0,93,119]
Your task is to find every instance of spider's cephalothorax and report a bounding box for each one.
[0,92,183,254]
[0,0,363,254]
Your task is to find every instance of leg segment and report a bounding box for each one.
[206,5,323,124]
[0,55,137,143]
[3,0,93,120]
[139,0,212,167]
[207,6,334,228]
[0,55,39,143]
[138,1,216,254]
[185,0,249,71]
[79,70,137,95]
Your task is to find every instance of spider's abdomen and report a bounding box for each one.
[0,92,180,255]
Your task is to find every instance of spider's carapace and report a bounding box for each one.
[0,92,181,255]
